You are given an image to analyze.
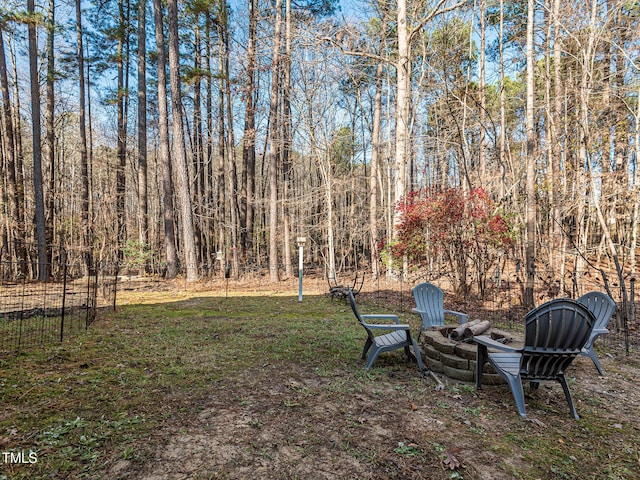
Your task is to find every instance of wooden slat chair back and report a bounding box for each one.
[347,288,424,372]
[475,299,596,419]
[577,291,616,375]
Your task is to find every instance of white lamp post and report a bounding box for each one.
[296,237,306,301]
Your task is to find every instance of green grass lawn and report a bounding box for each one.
[1,292,639,479]
[1,294,364,478]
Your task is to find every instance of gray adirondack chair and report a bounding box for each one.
[347,289,424,372]
[577,291,616,375]
[412,282,468,339]
[475,298,596,419]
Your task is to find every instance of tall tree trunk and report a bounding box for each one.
[27,0,48,281]
[220,1,240,280]
[524,0,536,308]
[610,12,627,247]
[267,0,283,283]
[192,16,203,264]
[85,38,95,222]
[369,10,387,280]
[116,0,128,262]
[393,0,409,244]
[325,162,336,283]
[45,0,55,259]
[152,0,178,278]
[137,0,149,269]
[630,84,640,278]
[544,4,553,263]
[8,39,27,269]
[575,0,599,297]
[600,28,614,254]
[216,20,226,263]
[478,0,486,185]
[552,0,565,294]
[498,0,507,200]
[167,0,198,281]
[551,0,562,256]
[205,15,214,265]
[241,0,257,263]
[282,0,292,278]
[75,0,91,273]
[0,29,27,274]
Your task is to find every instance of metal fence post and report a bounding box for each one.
[60,258,68,342]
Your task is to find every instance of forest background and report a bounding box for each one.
[1,0,639,313]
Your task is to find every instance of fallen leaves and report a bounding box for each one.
[442,449,461,470]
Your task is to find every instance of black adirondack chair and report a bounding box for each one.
[577,291,616,375]
[475,298,596,419]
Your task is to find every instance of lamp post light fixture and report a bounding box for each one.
[296,237,306,301]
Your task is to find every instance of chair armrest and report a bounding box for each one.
[443,309,468,324]
[363,323,411,331]
[584,328,610,349]
[474,335,519,353]
[475,335,518,389]
[361,313,400,324]
[412,308,432,321]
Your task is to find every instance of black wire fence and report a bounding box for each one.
[0,246,120,354]
[382,266,639,355]
[1,243,637,356]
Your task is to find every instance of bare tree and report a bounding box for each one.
[498,0,508,200]
[240,0,257,263]
[267,0,283,282]
[523,0,536,308]
[44,0,55,260]
[114,0,130,264]
[240,0,258,258]
[219,1,240,279]
[27,0,48,280]
[152,0,178,278]
[393,0,409,244]
[477,0,486,184]
[369,9,388,280]
[75,0,92,272]
[167,0,198,280]
[630,83,640,278]
[0,28,27,273]
[282,0,293,278]
[191,10,204,263]
[137,0,149,265]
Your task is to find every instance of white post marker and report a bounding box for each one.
[296,237,306,301]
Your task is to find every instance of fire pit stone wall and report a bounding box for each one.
[421,325,521,384]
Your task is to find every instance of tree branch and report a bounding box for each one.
[408,0,468,44]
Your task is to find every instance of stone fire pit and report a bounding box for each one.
[421,324,521,384]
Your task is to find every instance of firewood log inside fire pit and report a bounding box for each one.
[449,319,490,340]
[463,320,491,339]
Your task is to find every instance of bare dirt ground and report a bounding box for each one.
[108,278,640,480]
[118,360,640,480]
